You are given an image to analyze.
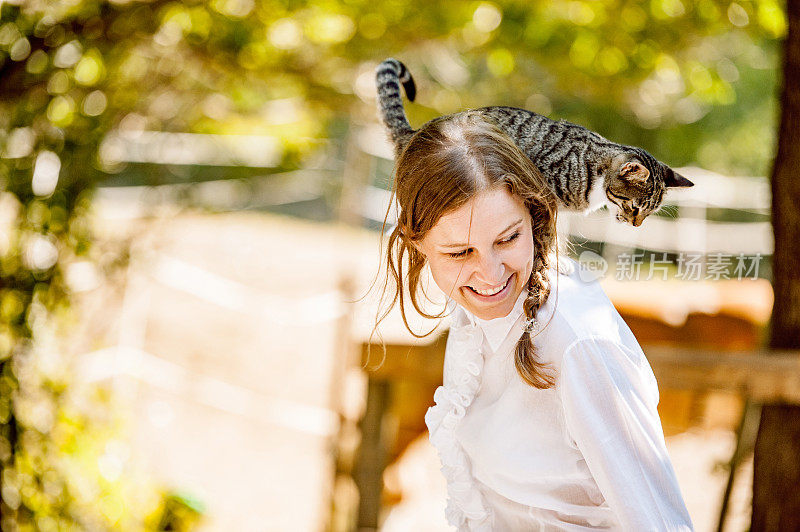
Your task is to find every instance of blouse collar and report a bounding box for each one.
[447,288,528,353]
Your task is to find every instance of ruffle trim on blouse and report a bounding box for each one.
[424,319,493,531]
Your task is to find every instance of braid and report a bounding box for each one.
[514,210,557,388]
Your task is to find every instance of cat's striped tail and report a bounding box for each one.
[375,58,417,159]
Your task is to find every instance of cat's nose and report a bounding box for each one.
[631,216,643,227]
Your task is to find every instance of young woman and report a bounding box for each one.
[373,110,693,530]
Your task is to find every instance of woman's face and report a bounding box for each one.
[415,185,533,320]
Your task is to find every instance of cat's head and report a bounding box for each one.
[605,147,693,227]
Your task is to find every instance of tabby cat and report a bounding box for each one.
[375,58,693,227]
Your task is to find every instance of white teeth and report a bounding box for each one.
[470,277,509,296]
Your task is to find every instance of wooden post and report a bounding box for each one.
[716,399,761,532]
[353,379,390,531]
[332,120,376,530]
[752,1,800,526]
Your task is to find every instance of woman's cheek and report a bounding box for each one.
[515,241,534,278]
[445,262,468,287]
[430,260,466,293]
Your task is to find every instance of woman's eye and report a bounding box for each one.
[446,232,519,259]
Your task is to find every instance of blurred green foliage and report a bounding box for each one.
[0,0,785,528]
[378,0,783,177]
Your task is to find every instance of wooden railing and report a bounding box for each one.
[646,346,800,404]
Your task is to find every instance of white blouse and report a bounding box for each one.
[424,258,694,531]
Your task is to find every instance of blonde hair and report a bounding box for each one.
[369,110,558,388]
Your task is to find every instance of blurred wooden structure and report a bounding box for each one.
[82,207,373,532]
[646,347,800,404]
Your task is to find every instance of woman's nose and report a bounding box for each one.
[474,250,504,285]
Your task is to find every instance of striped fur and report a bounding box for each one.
[375,58,417,160]
[375,58,693,227]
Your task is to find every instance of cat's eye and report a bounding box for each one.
[606,190,630,205]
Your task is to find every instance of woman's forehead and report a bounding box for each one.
[427,187,527,244]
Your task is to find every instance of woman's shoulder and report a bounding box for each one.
[543,255,618,327]
[535,255,641,366]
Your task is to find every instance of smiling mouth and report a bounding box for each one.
[466,274,514,297]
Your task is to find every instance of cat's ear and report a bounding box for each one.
[619,161,649,182]
[665,169,694,188]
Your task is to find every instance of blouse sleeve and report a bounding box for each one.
[557,336,694,531]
